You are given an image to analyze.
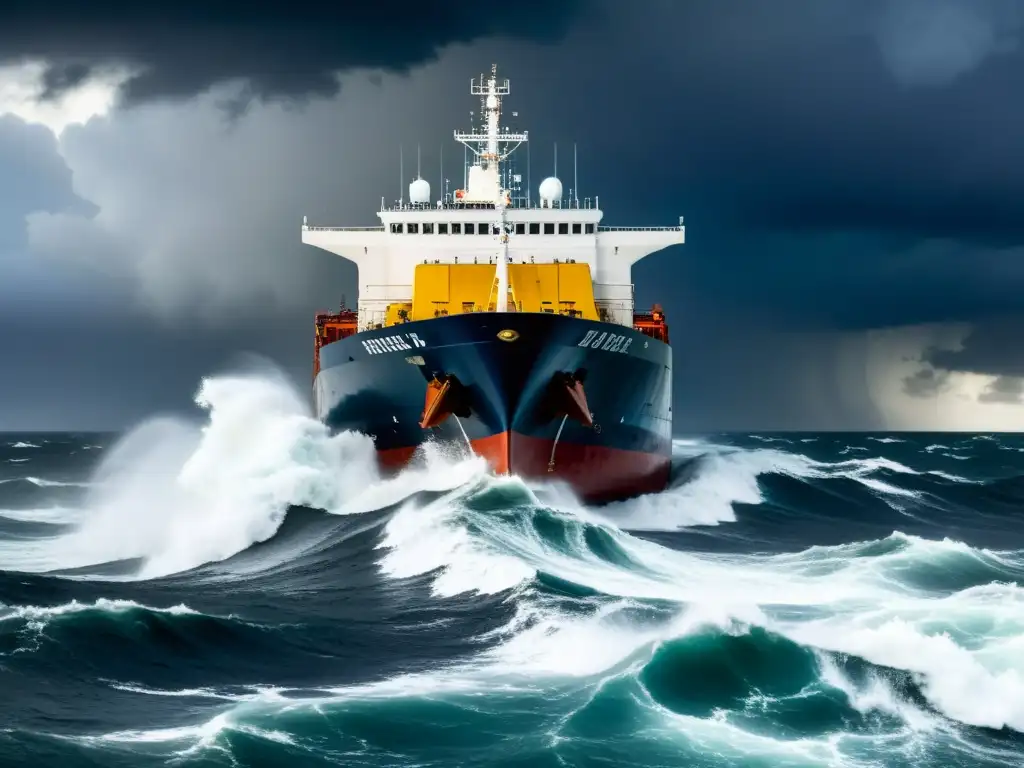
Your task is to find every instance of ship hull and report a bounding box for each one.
[314,312,672,503]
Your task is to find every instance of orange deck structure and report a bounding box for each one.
[632,304,669,344]
[313,303,359,379]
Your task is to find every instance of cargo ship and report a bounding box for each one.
[301,65,685,503]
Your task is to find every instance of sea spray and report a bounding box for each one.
[3,400,1024,766]
[52,372,380,578]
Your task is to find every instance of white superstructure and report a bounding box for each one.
[302,64,685,330]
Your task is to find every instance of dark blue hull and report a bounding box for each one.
[314,312,672,502]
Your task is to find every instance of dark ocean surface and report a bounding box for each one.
[2,373,1023,767]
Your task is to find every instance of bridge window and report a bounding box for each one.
[391,223,403,234]
[529,222,540,234]
[438,222,449,234]
[465,223,475,234]
[585,223,595,234]
[558,223,569,234]
[407,223,419,234]
[572,223,582,234]
[422,222,433,234]
[479,223,490,234]
[451,222,461,234]
[544,223,555,235]
[515,223,525,235]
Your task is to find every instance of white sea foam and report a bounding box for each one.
[4,368,1020,750]
[372,464,1024,735]
[0,476,87,487]
[0,505,83,524]
[592,444,939,531]
[0,366,494,580]
[0,369,371,577]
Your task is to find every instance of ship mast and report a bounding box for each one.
[454,64,527,313]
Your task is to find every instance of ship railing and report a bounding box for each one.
[380,197,603,212]
[303,225,384,232]
[595,298,636,327]
[595,300,635,314]
[358,310,389,331]
[594,282,635,301]
[597,225,683,232]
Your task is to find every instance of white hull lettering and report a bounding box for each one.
[577,330,632,354]
[362,332,428,355]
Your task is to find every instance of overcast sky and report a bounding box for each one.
[2,0,1024,431]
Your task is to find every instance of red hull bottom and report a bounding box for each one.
[378,431,671,504]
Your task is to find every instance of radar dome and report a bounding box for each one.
[409,178,431,204]
[539,176,562,204]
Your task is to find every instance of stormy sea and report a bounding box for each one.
[2,373,1023,767]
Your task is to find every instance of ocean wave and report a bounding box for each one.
[367,469,1024,737]
[0,597,199,627]
[3,373,1024,766]
[594,445,968,532]
[0,477,88,488]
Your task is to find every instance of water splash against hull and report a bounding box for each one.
[1,372,1023,766]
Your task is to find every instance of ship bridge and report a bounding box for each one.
[302,64,685,331]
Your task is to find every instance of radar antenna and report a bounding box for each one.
[453,64,529,312]
[453,63,528,172]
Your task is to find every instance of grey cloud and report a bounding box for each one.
[7,2,1024,430]
[872,0,1023,87]
[24,7,1024,334]
[901,366,952,398]
[26,53,491,325]
[39,62,94,100]
[918,318,1024,379]
[21,2,1024,338]
[0,115,90,252]
[0,115,110,314]
[898,316,1024,404]
[979,375,1024,404]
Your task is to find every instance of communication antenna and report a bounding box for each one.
[416,143,421,178]
[554,142,558,177]
[452,64,527,206]
[439,145,443,203]
[573,142,578,207]
[399,145,404,206]
[527,140,532,207]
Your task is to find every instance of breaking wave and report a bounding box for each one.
[1,370,1023,766]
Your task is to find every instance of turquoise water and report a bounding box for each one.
[1,375,1022,766]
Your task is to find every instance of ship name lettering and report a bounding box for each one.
[577,330,632,354]
[362,333,427,355]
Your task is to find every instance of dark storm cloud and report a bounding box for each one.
[39,62,93,100]
[7,0,1024,429]
[3,0,588,105]
[921,318,1024,379]
[902,367,952,399]
[900,317,1024,403]
[571,0,1024,339]
[979,376,1023,404]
